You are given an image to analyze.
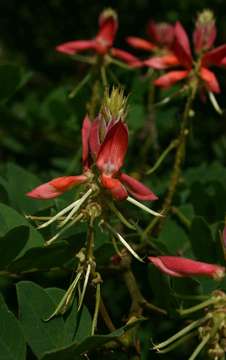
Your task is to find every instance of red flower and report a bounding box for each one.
[27,118,157,202]
[148,256,225,280]
[56,9,141,68]
[151,13,226,93]
[127,20,179,70]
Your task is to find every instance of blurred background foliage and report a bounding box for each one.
[1,1,226,359]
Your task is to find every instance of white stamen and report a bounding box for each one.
[208,91,223,115]
[127,196,163,217]
[38,188,92,229]
[78,263,91,311]
[58,188,93,228]
[44,270,83,321]
[45,213,83,246]
[116,232,144,263]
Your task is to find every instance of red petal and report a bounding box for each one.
[202,44,226,67]
[147,21,175,47]
[82,115,92,168]
[148,256,225,279]
[199,67,220,93]
[49,176,87,191]
[126,36,155,51]
[96,121,128,175]
[173,22,193,69]
[120,173,158,201]
[154,70,189,88]
[193,22,216,53]
[89,118,101,159]
[100,174,128,200]
[56,40,96,55]
[221,57,226,66]
[27,183,62,199]
[144,53,179,69]
[95,11,118,55]
[111,48,142,67]
[26,175,87,200]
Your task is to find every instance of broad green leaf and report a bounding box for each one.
[0,203,44,250]
[0,64,22,102]
[189,217,216,262]
[0,226,29,269]
[0,299,26,360]
[17,281,66,359]
[9,241,74,272]
[41,328,125,360]
[74,303,92,342]
[158,219,189,254]
[6,163,52,214]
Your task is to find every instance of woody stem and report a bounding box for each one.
[145,85,197,235]
[163,86,196,210]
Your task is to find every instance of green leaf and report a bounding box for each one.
[41,328,125,360]
[189,217,216,262]
[0,203,44,250]
[17,281,66,359]
[0,64,22,102]
[0,226,29,269]
[9,241,74,272]
[6,163,52,214]
[0,298,26,360]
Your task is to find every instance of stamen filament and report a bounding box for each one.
[127,196,163,217]
[45,213,83,246]
[44,270,83,321]
[58,188,93,228]
[78,263,91,311]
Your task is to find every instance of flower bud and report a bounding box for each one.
[147,21,175,47]
[148,256,225,279]
[100,87,128,123]
[193,9,216,53]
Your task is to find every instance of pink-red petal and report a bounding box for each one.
[126,36,155,51]
[100,174,128,200]
[96,121,128,176]
[82,115,92,168]
[27,175,87,200]
[147,21,175,47]
[89,118,101,159]
[111,48,142,67]
[120,173,158,201]
[202,44,226,67]
[27,183,62,199]
[95,11,118,55]
[148,256,225,279]
[199,67,220,93]
[56,40,96,55]
[154,70,189,88]
[173,22,193,69]
[144,53,179,69]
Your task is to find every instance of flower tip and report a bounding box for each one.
[99,8,118,26]
[213,267,225,280]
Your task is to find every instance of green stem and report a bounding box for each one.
[72,53,95,64]
[178,296,221,317]
[69,72,92,98]
[161,86,197,213]
[146,139,179,175]
[156,330,198,354]
[99,296,116,332]
[145,85,197,235]
[91,283,101,335]
[154,317,207,350]
[188,334,210,360]
[171,206,191,229]
[100,66,108,88]
[109,57,133,70]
